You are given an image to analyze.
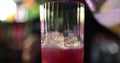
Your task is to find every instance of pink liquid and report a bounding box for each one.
[42,47,84,63]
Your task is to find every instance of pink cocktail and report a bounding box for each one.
[40,1,84,63]
[42,46,83,63]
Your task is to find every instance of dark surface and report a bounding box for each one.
[85,2,120,63]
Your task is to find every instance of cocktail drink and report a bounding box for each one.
[42,45,83,63]
[40,1,84,63]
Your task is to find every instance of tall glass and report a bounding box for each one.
[40,1,84,63]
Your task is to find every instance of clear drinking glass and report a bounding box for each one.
[40,1,84,63]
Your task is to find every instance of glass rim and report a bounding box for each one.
[40,1,84,5]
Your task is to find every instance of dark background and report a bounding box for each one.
[85,2,120,63]
[0,0,120,63]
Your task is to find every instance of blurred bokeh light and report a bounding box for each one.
[0,0,16,21]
